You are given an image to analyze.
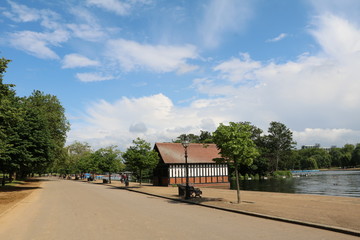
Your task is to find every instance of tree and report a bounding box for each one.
[66,141,93,176]
[173,131,214,144]
[94,146,123,183]
[122,138,159,185]
[199,130,214,143]
[265,121,296,172]
[297,148,331,169]
[0,57,22,185]
[173,133,199,143]
[340,144,355,168]
[213,122,259,204]
[351,144,360,167]
[26,90,70,168]
[329,147,342,167]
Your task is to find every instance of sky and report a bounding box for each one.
[1,0,360,150]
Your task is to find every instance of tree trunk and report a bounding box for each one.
[109,172,112,184]
[234,160,241,204]
[1,172,5,186]
[139,169,142,186]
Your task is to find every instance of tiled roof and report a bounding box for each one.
[155,142,221,164]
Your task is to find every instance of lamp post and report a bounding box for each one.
[181,137,190,199]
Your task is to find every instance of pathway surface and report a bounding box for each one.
[0,178,358,239]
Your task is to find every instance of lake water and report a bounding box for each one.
[235,170,360,198]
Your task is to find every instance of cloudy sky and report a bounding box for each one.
[1,0,360,150]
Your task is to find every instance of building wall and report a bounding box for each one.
[167,163,228,185]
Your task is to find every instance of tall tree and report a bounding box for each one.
[173,133,200,143]
[213,122,259,204]
[265,121,296,172]
[65,141,93,176]
[0,57,22,184]
[94,146,122,183]
[26,90,70,167]
[122,138,159,185]
[199,130,214,143]
[351,144,360,167]
[340,144,355,168]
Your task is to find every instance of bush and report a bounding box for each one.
[272,170,292,178]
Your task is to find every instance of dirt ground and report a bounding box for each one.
[0,179,43,217]
[106,180,360,233]
[1,178,359,234]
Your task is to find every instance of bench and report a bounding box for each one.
[189,186,202,198]
[177,184,202,198]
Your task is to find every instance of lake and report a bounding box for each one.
[235,170,360,198]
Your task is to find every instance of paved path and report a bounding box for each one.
[0,179,357,239]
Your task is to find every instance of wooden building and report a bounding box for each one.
[153,142,229,187]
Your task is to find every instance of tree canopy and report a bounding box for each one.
[0,57,70,184]
[122,138,159,185]
[213,122,259,203]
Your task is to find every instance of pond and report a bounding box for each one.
[233,170,360,198]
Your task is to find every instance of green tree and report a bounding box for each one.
[0,57,23,184]
[351,144,360,167]
[265,121,296,172]
[94,146,123,183]
[198,130,214,143]
[122,138,159,185]
[0,57,70,182]
[340,144,355,168]
[173,133,200,143]
[329,147,342,167]
[213,122,259,204]
[66,141,93,177]
[298,148,331,169]
[26,90,70,168]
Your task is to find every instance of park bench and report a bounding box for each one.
[177,184,202,198]
[189,186,202,198]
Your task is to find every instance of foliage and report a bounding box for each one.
[0,57,70,183]
[122,138,159,185]
[173,130,214,143]
[351,144,360,167]
[93,146,123,183]
[272,170,292,178]
[264,121,296,172]
[213,122,259,203]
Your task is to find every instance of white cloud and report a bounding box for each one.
[4,1,62,30]
[214,53,261,83]
[310,14,360,60]
[62,54,100,69]
[8,30,69,59]
[76,72,114,82]
[4,0,41,22]
[67,94,221,149]
[294,128,360,147]
[266,33,288,42]
[106,39,198,73]
[67,23,107,42]
[86,0,131,16]
[199,0,254,48]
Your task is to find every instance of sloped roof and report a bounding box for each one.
[155,142,221,164]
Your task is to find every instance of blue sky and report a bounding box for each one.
[1,0,360,150]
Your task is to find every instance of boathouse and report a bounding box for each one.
[153,142,229,187]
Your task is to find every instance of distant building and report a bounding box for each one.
[153,143,229,187]
[301,144,336,152]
